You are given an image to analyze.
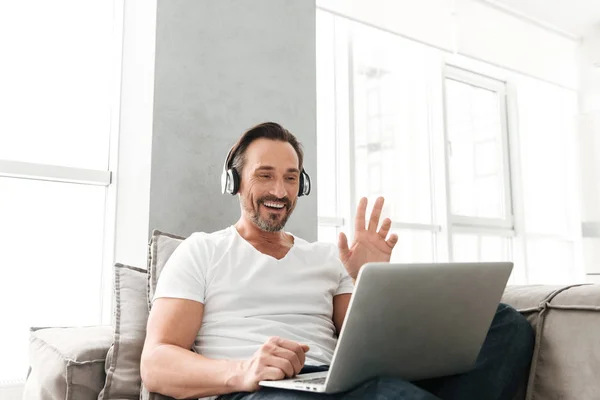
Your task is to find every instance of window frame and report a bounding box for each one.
[442,66,514,231]
[316,9,583,285]
[317,13,442,263]
[0,1,124,384]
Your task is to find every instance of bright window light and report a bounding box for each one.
[0,178,107,381]
[352,23,434,225]
[0,0,117,385]
[0,1,113,170]
[445,78,508,220]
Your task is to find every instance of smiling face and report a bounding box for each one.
[237,138,301,232]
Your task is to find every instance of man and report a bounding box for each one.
[141,122,534,400]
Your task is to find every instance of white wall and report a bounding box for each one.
[102,0,157,324]
[578,27,600,279]
[112,0,156,268]
[0,383,24,399]
[455,0,579,89]
[317,0,456,51]
[317,0,580,89]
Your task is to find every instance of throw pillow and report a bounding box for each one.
[147,229,186,310]
[98,263,149,399]
[23,326,113,400]
[142,230,187,400]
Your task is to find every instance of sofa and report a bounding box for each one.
[22,230,600,400]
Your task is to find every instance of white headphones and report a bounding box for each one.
[221,145,311,197]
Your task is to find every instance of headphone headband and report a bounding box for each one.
[221,144,311,197]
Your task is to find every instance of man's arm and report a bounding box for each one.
[141,298,242,399]
[332,293,352,336]
[334,197,398,336]
[141,298,310,399]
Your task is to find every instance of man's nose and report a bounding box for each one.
[269,178,287,198]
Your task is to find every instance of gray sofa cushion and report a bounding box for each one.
[147,229,186,310]
[142,230,186,400]
[99,264,149,400]
[528,284,600,400]
[502,284,600,400]
[23,326,113,400]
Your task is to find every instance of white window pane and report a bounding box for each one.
[445,79,507,219]
[0,177,106,381]
[452,233,511,262]
[390,230,435,263]
[480,235,507,260]
[318,225,339,245]
[516,78,578,235]
[452,233,522,284]
[0,1,114,170]
[352,25,433,224]
[476,176,502,217]
[316,12,338,217]
[474,140,498,176]
[452,233,479,262]
[527,238,574,284]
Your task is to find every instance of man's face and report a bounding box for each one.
[238,138,300,232]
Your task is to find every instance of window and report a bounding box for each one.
[316,12,351,245]
[514,76,581,284]
[316,11,339,223]
[317,13,440,264]
[0,0,120,385]
[452,231,512,263]
[316,10,583,285]
[444,70,512,225]
[443,67,515,275]
[352,23,440,262]
[352,24,434,225]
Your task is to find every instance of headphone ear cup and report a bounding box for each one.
[298,170,311,197]
[229,168,240,195]
[298,173,305,197]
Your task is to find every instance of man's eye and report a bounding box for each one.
[287,176,297,181]
[260,174,271,179]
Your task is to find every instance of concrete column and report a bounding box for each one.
[148,0,318,240]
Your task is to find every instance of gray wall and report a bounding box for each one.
[149,0,317,240]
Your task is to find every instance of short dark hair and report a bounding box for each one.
[228,122,304,174]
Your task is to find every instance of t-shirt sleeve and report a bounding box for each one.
[332,246,354,296]
[152,233,210,304]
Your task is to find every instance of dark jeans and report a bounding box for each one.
[218,304,534,400]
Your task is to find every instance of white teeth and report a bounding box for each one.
[264,202,284,209]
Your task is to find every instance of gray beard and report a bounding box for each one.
[243,198,295,232]
[251,210,289,232]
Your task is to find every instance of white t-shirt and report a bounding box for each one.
[153,226,354,366]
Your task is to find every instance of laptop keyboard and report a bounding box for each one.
[294,376,326,385]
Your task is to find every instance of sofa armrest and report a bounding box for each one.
[502,284,600,400]
[23,325,113,400]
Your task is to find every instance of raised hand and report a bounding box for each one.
[338,197,399,280]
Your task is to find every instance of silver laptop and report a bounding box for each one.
[259,261,513,394]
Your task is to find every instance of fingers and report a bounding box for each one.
[272,347,302,376]
[266,337,309,376]
[386,233,399,249]
[257,366,286,382]
[248,338,310,388]
[368,197,384,232]
[355,197,367,232]
[272,337,308,368]
[264,354,296,378]
[378,217,392,239]
[338,232,351,263]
